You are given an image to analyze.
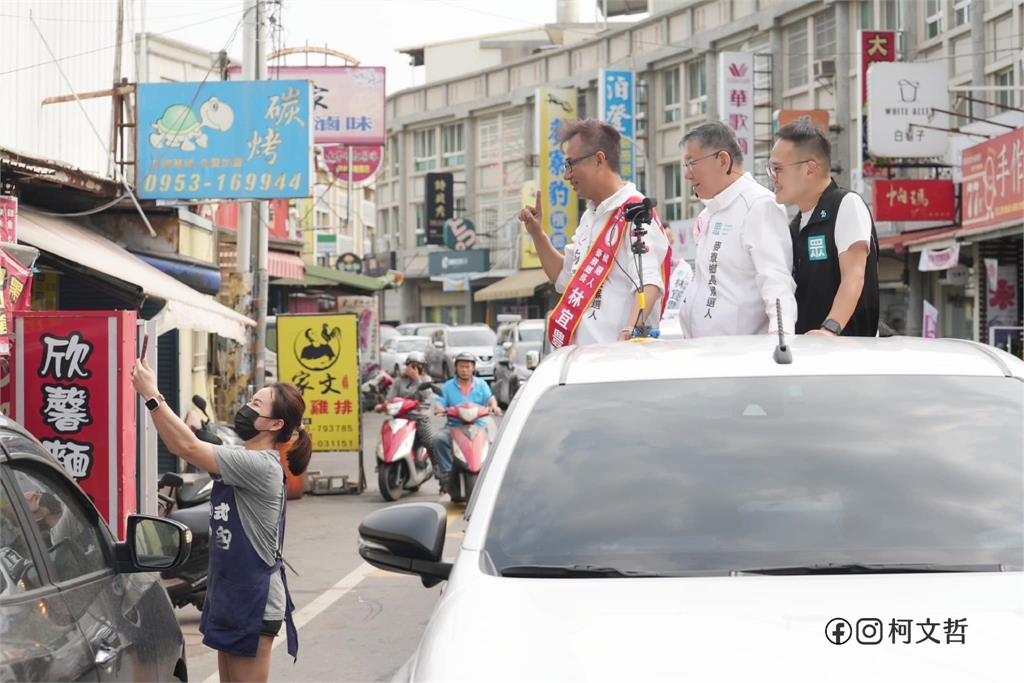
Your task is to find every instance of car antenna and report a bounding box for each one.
[772,299,792,365]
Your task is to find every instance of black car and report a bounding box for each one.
[0,417,192,682]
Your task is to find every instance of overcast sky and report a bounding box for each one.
[142,0,605,93]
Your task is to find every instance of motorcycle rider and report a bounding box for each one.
[374,351,437,459]
[431,352,502,492]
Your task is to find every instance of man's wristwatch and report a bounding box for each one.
[821,319,843,336]
[145,394,166,412]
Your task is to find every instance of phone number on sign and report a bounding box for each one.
[141,172,304,194]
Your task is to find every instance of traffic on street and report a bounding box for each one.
[1,0,1022,681]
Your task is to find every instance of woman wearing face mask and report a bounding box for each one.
[131,358,311,683]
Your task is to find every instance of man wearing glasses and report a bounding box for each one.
[677,121,796,338]
[770,121,879,337]
[520,118,670,346]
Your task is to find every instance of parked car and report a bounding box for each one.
[360,336,1024,682]
[0,417,192,682]
[426,325,498,380]
[493,316,545,407]
[381,335,433,377]
[380,324,400,349]
[396,322,449,339]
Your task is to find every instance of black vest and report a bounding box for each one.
[790,179,880,336]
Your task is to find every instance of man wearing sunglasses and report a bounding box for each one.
[770,121,879,337]
[677,121,796,338]
[519,118,670,347]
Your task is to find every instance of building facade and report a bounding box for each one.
[380,0,1023,345]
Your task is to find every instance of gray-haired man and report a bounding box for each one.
[676,121,797,337]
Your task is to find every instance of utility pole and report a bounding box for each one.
[109,0,125,178]
[239,0,270,393]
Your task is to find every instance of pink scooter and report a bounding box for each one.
[445,404,493,503]
[376,397,433,501]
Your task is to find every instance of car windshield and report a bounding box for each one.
[519,326,545,343]
[397,338,431,353]
[448,328,496,347]
[484,376,1024,576]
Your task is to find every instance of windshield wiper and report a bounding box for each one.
[732,562,1007,576]
[500,564,664,578]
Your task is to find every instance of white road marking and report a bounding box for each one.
[200,561,377,683]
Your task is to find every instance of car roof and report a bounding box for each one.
[0,415,64,467]
[395,335,430,342]
[535,336,1024,385]
[516,320,545,329]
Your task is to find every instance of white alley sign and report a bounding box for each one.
[868,62,949,158]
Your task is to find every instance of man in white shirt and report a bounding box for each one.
[770,120,879,337]
[519,118,670,347]
[677,122,797,337]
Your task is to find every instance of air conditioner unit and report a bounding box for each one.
[814,59,837,80]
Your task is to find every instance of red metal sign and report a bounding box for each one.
[962,127,1024,233]
[873,180,957,222]
[323,145,384,184]
[0,196,16,244]
[861,31,896,106]
[15,312,138,538]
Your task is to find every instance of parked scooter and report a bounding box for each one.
[375,396,434,501]
[158,472,210,609]
[444,404,493,504]
[360,364,393,412]
[188,395,244,447]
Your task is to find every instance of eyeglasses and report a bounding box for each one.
[563,150,599,174]
[766,159,812,180]
[682,150,724,172]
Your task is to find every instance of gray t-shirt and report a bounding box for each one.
[213,446,286,621]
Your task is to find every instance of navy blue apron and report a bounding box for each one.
[199,464,298,660]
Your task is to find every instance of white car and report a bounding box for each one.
[360,336,1024,682]
[381,335,433,377]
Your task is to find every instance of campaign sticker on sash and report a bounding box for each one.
[808,235,828,261]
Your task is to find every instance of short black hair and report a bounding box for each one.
[559,118,622,174]
[680,121,744,165]
[775,120,832,167]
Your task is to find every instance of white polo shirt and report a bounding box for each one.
[555,182,670,346]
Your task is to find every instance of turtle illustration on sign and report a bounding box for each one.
[149,97,235,151]
[294,323,343,371]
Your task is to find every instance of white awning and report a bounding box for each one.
[19,208,254,342]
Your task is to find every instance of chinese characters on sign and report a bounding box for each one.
[867,62,949,158]
[717,53,755,163]
[962,127,1024,233]
[860,31,896,107]
[0,196,16,243]
[137,80,313,199]
[425,172,454,246]
[277,314,361,452]
[323,145,384,184]
[873,180,957,222]
[231,66,386,145]
[16,312,138,537]
[598,70,636,184]
[534,87,579,254]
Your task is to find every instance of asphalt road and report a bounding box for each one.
[179,412,470,683]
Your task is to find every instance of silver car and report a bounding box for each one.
[426,326,498,380]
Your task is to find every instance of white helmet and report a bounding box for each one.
[405,351,426,367]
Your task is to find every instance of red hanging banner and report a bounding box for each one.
[14,311,138,538]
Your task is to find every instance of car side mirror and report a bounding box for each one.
[502,341,512,350]
[115,515,191,573]
[525,350,540,370]
[358,502,452,588]
[433,340,444,349]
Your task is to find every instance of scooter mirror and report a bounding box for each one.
[192,395,208,412]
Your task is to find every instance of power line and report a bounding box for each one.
[0,5,237,24]
[0,6,242,77]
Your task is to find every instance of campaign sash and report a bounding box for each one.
[548,195,671,348]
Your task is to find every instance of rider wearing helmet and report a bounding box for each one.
[431,352,502,491]
[376,351,436,453]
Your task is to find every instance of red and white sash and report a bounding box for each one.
[548,196,672,349]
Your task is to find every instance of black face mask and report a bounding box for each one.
[234,405,271,441]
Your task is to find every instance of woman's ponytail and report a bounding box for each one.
[270,382,313,476]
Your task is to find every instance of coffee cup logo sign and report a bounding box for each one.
[336,252,363,274]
